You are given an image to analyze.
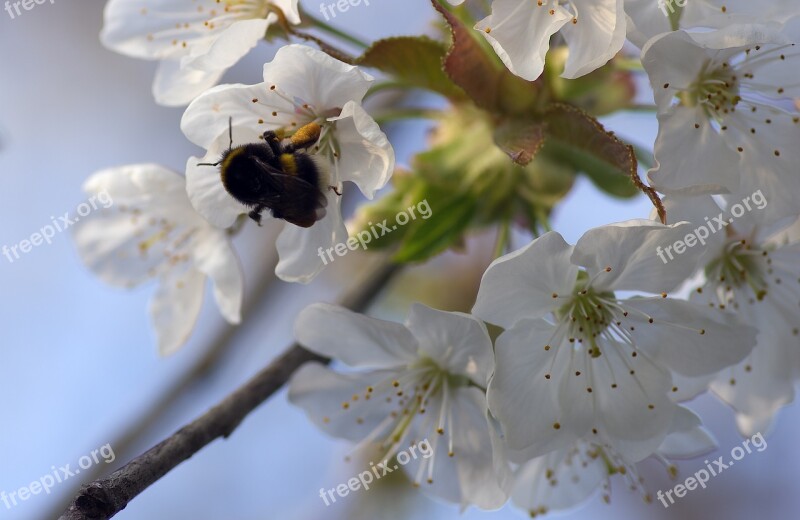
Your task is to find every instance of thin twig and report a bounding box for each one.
[288,27,358,64]
[59,257,399,520]
[630,165,667,224]
[45,242,280,520]
[299,6,369,50]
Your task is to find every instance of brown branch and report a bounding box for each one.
[59,257,399,520]
[44,239,281,520]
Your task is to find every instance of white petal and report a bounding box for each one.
[191,228,243,324]
[149,267,206,356]
[511,445,606,513]
[102,0,215,60]
[271,0,301,24]
[658,406,718,459]
[185,151,249,229]
[623,0,672,49]
[722,111,800,222]
[403,387,509,509]
[82,163,187,208]
[288,362,403,442]
[262,44,373,109]
[584,338,676,461]
[670,371,715,402]
[623,298,757,377]
[641,30,716,110]
[683,0,798,29]
[153,59,225,107]
[328,101,394,198]
[710,299,798,436]
[73,212,162,288]
[294,303,419,368]
[475,0,572,81]
[181,82,296,149]
[473,232,578,329]
[74,164,198,286]
[571,220,699,293]
[274,189,347,283]
[405,304,495,386]
[182,17,273,72]
[488,321,579,461]
[559,0,626,79]
[662,195,729,263]
[648,106,741,195]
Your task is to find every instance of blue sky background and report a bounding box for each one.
[0,1,798,519]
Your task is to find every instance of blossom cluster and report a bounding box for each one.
[73,0,800,516]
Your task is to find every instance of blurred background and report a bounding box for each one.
[0,1,798,519]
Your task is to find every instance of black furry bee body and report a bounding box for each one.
[200,120,333,228]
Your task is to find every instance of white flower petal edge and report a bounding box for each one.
[102,0,300,106]
[181,45,394,283]
[625,0,798,50]
[509,406,716,516]
[475,0,625,81]
[153,60,226,107]
[473,231,579,329]
[289,303,509,510]
[475,222,757,462]
[476,0,572,81]
[294,302,419,368]
[473,221,705,330]
[327,101,395,199]
[642,22,800,222]
[666,196,800,436]
[274,189,347,283]
[74,164,243,355]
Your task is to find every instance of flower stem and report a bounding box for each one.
[493,219,511,259]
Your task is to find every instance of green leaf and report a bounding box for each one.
[493,119,546,166]
[541,104,639,198]
[393,188,478,263]
[356,36,467,101]
[348,172,418,250]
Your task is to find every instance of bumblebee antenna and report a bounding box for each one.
[197,117,234,167]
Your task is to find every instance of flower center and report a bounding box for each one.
[556,272,617,358]
[334,357,470,486]
[684,62,741,121]
[704,238,770,305]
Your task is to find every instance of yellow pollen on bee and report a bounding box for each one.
[279,154,298,175]
[290,122,322,149]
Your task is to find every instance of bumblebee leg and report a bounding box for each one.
[262,131,284,156]
[248,205,265,226]
[329,185,342,196]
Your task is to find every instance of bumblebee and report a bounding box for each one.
[199,119,337,228]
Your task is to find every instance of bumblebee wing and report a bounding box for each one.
[251,157,328,228]
[248,157,292,200]
[250,157,320,193]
